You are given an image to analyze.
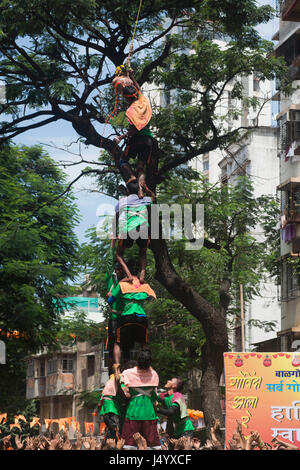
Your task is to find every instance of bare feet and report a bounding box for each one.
[120,276,133,283]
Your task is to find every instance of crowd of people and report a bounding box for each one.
[0,416,298,450]
[226,420,298,451]
[0,432,201,451]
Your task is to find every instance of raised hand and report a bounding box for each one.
[62,436,73,451]
[192,437,201,450]
[39,436,50,450]
[31,436,41,450]
[204,439,214,450]
[89,437,98,451]
[116,438,125,450]
[95,439,102,451]
[2,435,12,450]
[82,437,91,450]
[106,438,116,450]
[48,434,62,450]
[133,432,147,450]
[74,432,83,450]
[171,437,185,450]
[227,438,240,450]
[180,436,193,450]
[161,440,169,451]
[14,434,25,450]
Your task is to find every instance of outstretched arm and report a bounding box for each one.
[129,72,141,92]
[157,405,178,417]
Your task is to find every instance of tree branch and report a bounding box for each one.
[0,116,61,143]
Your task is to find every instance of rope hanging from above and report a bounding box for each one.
[126,0,143,70]
[100,0,144,143]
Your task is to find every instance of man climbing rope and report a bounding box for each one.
[157,377,194,441]
[112,65,158,199]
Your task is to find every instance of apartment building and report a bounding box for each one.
[26,292,109,435]
[190,47,281,351]
[273,0,300,352]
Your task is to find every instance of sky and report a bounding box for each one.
[12,0,279,245]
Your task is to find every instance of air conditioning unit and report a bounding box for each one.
[281,110,300,122]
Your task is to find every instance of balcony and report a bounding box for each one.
[281,0,300,22]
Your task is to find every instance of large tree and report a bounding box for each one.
[0,142,80,413]
[0,143,79,349]
[0,0,287,435]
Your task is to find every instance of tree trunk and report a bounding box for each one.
[187,368,202,409]
[200,339,226,442]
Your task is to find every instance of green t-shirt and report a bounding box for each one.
[121,204,150,235]
[123,386,158,421]
[106,248,154,319]
[110,284,149,317]
[161,393,194,438]
[99,394,123,416]
[136,122,153,138]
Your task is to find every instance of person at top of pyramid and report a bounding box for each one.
[112,64,157,200]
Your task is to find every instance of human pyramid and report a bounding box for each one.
[99,63,195,450]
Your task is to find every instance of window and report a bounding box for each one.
[280,111,300,152]
[87,355,95,377]
[40,360,45,377]
[253,76,260,92]
[280,259,299,302]
[27,361,34,378]
[101,344,109,369]
[47,359,58,375]
[203,159,209,172]
[282,187,300,223]
[164,89,171,106]
[62,358,73,373]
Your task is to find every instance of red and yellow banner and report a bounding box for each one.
[224,352,300,449]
